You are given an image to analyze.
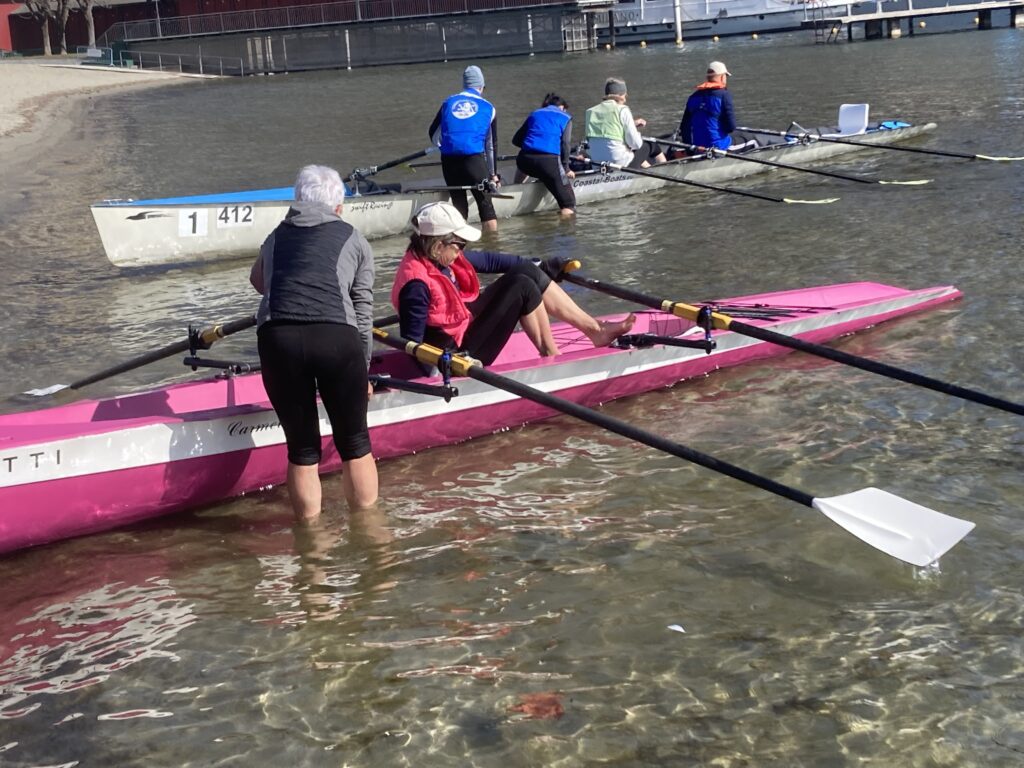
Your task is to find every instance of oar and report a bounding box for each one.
[574,157,839,205]
[24,315,257,397]
[372,326,973,566]
[562,272,1024,417]
[737,127,1024,162]
[403,183,514,200]
[408,153,517,169]
[345,146,437,182]
[649,135,931,186]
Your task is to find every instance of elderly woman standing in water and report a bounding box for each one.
[250,164,378,520]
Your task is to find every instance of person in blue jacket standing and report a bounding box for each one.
[677,61,757,153]
[512,93,576,217]
[429,65,501,233]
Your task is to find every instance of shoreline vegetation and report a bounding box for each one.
[0,59,200,186]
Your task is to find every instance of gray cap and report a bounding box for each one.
[604,77,627,96]
[463,65,485,90]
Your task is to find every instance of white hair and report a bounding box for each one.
[293,164,346,208]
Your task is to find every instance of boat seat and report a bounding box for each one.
[825,103,870,137]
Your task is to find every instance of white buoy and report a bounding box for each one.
[752,33,759,40]
[919,20,926,28]
[640,41,647,47]
[712,35,719,42]
[605,43,612,50]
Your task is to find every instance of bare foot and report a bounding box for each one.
[587,313,636,347]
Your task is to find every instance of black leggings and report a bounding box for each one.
[441,153,497,223]
[257,322,371,465]
[516,151,576,210]
[460,261,548,365]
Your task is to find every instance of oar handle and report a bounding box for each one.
[346,146,436,181]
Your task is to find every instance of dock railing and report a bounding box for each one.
[118,49,246,76]
[97,0,586,47]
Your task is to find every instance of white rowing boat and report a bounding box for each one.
[91,119,934,269]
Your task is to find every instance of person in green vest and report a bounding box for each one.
[584,77,667,168]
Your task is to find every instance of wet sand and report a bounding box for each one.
[0,59,200,188]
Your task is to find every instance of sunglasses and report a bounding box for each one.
[444,238,468,250]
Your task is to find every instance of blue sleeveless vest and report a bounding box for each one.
[520,105,571,156]
[439,90,494,156]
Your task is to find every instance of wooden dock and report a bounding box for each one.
[807,0,1024,42]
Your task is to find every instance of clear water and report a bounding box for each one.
[0,29,1022,766]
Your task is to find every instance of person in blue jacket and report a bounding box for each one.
[428,65,501,233]
[677,61,757,153]
[512,93,576,217]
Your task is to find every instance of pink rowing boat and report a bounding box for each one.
[0,281,961,556]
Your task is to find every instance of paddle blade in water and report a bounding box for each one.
[975,155,1024,162]
[812,487,974,567]
[24,384,69,397]
[879,179,933,186]
[782,197,841,205]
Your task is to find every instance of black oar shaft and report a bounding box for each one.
[738,127,977,159]
[468,364,814,507]
[371,327,813,507]
[587,158,791,203]
[563,273,1024,417]
[655,136,873,184]
[69,315,257,390]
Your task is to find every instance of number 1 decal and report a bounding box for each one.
[178,209,208,237]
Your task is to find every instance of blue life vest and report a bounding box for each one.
[439,89,495,156]
[684,87,734,150]
[520,105,571,156]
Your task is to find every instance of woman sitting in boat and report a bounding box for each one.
[512,93,577,217]
[392,201,635,366]
[250,164,378,521]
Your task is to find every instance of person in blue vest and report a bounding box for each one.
[511,93,577,217]
[677,61,758,153]
[428,65,501,233]
[249,164,378,521]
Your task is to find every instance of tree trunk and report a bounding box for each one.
[58,6,70,54]
[41,16,52,56]
[85,6,96,47]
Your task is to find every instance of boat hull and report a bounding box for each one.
[91,123,935,269]
[0,280,960,555]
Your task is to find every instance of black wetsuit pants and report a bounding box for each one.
[441,153,497,224]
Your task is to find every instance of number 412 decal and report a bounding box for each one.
[216,205,254,228]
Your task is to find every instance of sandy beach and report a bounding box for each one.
[0,59,200,137]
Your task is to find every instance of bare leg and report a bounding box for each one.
[559,207,575,217]
[342,453,379,509]
[482,219,498,233]
[288,462,322,521]
[653,152,668,164]
[541,282,636,346]
[518,304,559,356]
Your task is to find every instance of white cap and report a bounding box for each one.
[411,201,482,241]
[707,61,732,76]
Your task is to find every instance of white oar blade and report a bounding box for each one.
[976,154,1024,162]
[812,487,974,567]
[23,383,69,397]
[783,197,840,205]
[879,179,932,186]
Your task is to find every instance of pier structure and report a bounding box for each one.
[811,0,1024,42]
[96,0,615,75]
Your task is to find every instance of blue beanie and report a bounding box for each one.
[463,65,485,90]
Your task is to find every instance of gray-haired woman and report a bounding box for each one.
[250,164,378,520]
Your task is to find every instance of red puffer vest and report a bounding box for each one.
[390,248,481,346]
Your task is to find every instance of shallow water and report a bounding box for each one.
[1,28,1022,766]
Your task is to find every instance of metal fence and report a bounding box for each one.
[98,0,585,46]
[120,48,246,76]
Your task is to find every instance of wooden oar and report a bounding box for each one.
[575,157,839,205]
[562,272,1024,417]
[345,146,437,182]
[737,127,1024,162]
[372,326,974,567]
[649,135,932,186]
[25,315,258,397]
[408,153,517,169]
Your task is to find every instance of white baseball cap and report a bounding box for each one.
[707,61,732,76]
[411,201,482,241]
